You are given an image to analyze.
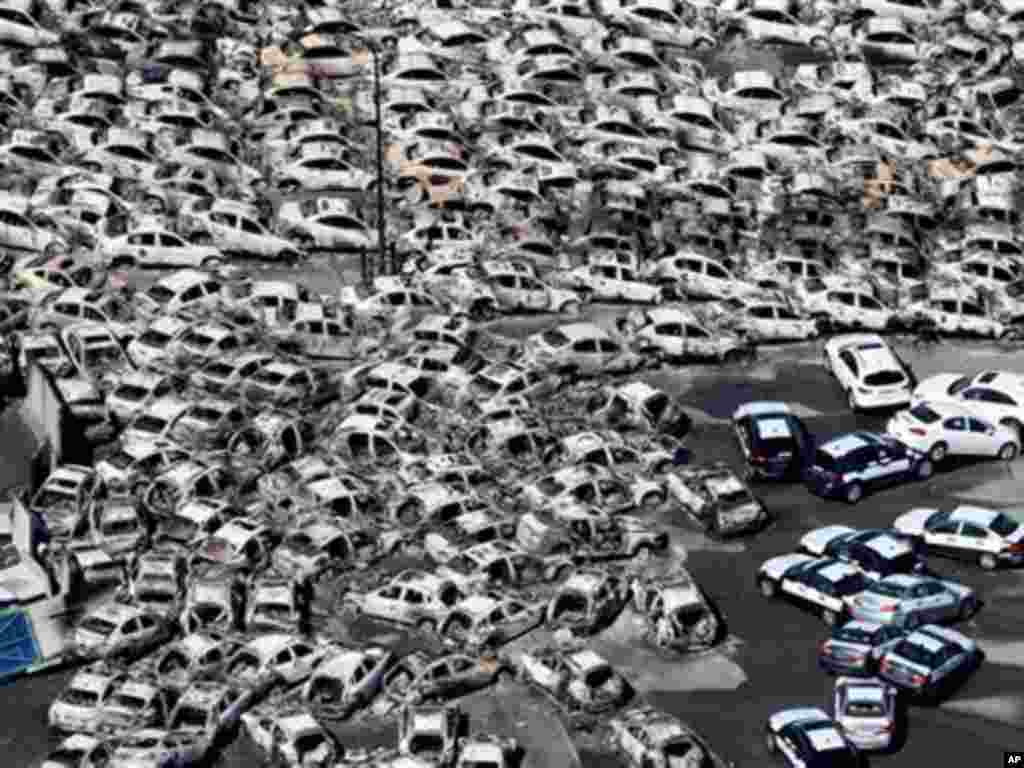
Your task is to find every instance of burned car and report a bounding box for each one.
[403,651,514,704]
[244,571,311,634]
[348,570,464,634]
[436,540,573,592]
[302,645,394,721]
[166,679,251,747]
[124,549,188,617]
[423,509,519,563]
[272,518,407,583]
[516,646,633,721]
[71,602,172,663]
[48,662,127,734]
[546,568,631,636]
[188,517,280,574]
[154,498,235,547]
[518,505,669,562]
[398,703,465,766]
[440,591,546,650]
[586,381,692,438]
[95,677,178,736]
[631,572,721,652]
[242,706,341,768]
[152,632,239,693]
[666,463,771,537]
[608,704,714,768]
[180,565,246,634]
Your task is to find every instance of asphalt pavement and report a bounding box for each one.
[6,330,1024,767]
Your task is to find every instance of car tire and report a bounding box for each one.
[845,482,864,505]
[999,443,1018,461]
[979,553,998,571]
[916,460,934,480]
[959,597,978,620]
[561,301,581,317]
[929,442,948,463]
[758,578,777,598]
[641,491,663,511]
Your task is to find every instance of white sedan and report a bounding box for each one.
[887,400,1020,463]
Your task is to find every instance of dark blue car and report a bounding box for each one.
[805,431,933,505]
[731,401,814,481]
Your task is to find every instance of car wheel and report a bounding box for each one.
[845,482,864,504]
[758,578,777,598]
[641,491,663,511]
[979,552,998,571]
[929,442,948,463]
[959,597,978,620]
[1000,419,1023,441]
[916,460,934,480]
[417,618,437,634]
[999,443,1019,461]
[561,301,581,317]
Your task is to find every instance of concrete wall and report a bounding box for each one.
[17,363,66,491]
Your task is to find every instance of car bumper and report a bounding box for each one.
[849,607,901,626]
[845,730,893,751]
[886,425,931,454]
[855,391,912,410]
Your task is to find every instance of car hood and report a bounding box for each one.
[912,373,966,403]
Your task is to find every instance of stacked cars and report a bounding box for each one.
[2,0,1024,765]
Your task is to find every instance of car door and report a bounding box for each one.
[836,350,859,391]
[517,275,549,311]
[857,293,889,330]
[651,321,684,357]
[923,520,964,559]
[683,322,716,359]
[965,417,997,456]
[940,415,969,455]
[158,232,191,266]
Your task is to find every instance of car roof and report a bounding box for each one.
[819,432,877,457]
[861,534,914,559]
[950,505,1000,527]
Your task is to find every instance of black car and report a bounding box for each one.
[805,432,933,504]
[732,401,814,480]
[800,527,927,580]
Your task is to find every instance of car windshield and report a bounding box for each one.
[84,345,123,368]
[895,639,938,666]
[834,573,869,594]
[867,581,910,599]
[864,370,905,386]
[444,554,477,575]
[991,513,1020,537]
[109,692,147,710]
[60,686,99,706]
[79,616,116,635]
[172,706,208,729]
[137,328,171,346]
[113,384,148,402]
[131,415,167,435]
[104,450,137,469]
[102,518,139,536]
[908,403,941,424]
[540,329,569,347]
[146,284,176,304]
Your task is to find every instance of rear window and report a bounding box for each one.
[908,403,941,424]
[814,449,839,471]
[866,581,909,599]
[864,370,906,387]
[540,329,569,347]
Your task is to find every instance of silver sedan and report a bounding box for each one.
[848,574,978,629]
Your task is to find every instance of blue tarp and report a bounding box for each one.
[0,608,41,683]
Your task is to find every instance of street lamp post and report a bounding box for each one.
[372,43,386,286]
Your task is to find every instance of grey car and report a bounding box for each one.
[849,574,978,629]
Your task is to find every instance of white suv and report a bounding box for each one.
[825,334,914,411]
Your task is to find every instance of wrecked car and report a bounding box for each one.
[48,662,127,734]
[631,572,721,652]
[95,677,177,736]
[180,565,246,634]
[123,549,188,618]
[222,633,326,695]
[518,506,668,562]
[516,646,633,719]
[71,602,172,663]
[397,703,465,766]
[242,707,341,768]
[166,680,250,747]
[244,571,311,634]
[152,632,238,692]
[272,518,407,583]
[188,516,280,574]
[440,591,546,650]
[436,540,573,592]
[608,704,714,768]
[302,645,394,721]
[546,568,631,635]
[348,570,464,634]
[586,382,692,438]
[666,463,771,537]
